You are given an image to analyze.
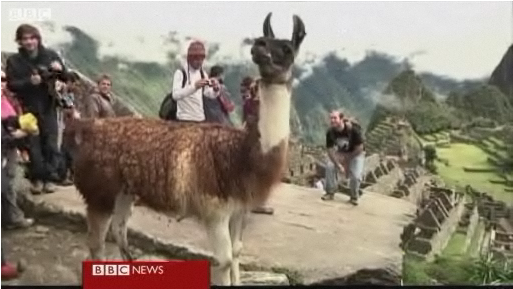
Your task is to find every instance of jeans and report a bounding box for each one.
[1,151,26,225]
[1,246,5,266]
[324,152,366,200]
[27,109,60,183]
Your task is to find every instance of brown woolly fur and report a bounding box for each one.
[74,117,287,220]
[76,13,306,285]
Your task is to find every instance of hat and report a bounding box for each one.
[18,113,39,134]
[187,41,206,58]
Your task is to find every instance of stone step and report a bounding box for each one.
[241,271,290,285]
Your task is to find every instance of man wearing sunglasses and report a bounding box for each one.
[5,24,71,195]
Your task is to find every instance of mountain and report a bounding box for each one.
[368,69,464,135]
[488,45,513,168]
[1,25,483,144]
[489,44,513,102]
[446,85,513,123]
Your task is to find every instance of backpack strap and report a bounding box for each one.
[180,68,187,88]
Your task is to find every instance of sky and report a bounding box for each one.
[1,1,512,80]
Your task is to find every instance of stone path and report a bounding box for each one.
[1,224,288,286]
[16,183,416,284]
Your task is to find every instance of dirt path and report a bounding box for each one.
[1,224,128,286]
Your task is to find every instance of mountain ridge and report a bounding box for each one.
[1,24,488,144]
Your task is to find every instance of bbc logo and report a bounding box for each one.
[92,264,130,276]
[8,8,52,22]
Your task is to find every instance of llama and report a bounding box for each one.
[73,13,305,285]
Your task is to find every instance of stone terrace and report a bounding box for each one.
[19,183,416,284]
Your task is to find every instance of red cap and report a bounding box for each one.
[187,41,206,58]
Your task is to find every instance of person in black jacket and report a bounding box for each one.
[5,24,71,194]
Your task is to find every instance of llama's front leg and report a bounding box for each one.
[206,215,232,285]
[229,210,247,285]
[111,193,135,260]
[86,208,112,260]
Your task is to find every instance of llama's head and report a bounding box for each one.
[251,13,306,84]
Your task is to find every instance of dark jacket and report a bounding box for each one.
[5,45,70,117]
[243,98,259,125]
[203,85,232,125]
[1,122,18,160]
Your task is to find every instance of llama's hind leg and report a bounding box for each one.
[229,210,247,285]
[206,213,232,285]
[111,193,135,261]
[86,207,112,260]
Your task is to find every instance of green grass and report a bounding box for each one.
[403,254,433,285]
[467,221,485,257]
[435,143,511,203]
[422,135,437,142]
[488,136,506,148]
[433,132,449,141]
[403,253,476,285]
[443,232,467,256]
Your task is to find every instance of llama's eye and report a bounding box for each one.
[282,46,292,54]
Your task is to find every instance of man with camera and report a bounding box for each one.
[171,41,221,122]
[5,24,72,194]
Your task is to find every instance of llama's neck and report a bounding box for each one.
[257,83,291,154]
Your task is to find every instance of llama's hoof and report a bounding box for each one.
[251,207,274,215]
[121,248,134,261]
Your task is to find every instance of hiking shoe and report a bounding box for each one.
[134,197,144,207]
[1,263,19,281]
[321,193,335,201]
[251,207,274,215]
[58,178,74,187]
[5,218,34,230]
[30,181,44,195]
[43,182,56,194]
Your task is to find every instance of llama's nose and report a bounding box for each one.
[251,43,269,57]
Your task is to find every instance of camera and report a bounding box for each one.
[36,65,59,82]
[57,92,74,109]
[35,65,74,109]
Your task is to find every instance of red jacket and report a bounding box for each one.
[243,98,259,124]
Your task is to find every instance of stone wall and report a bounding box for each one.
[490,230,513,260]
[389,167,426,202]
[283,141,319,185]
[457,203,480,254]
[400,186,466,261]
[462,187,513,260]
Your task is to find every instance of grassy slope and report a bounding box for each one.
[434,143,511,203]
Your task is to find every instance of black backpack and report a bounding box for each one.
[158,68,205,120]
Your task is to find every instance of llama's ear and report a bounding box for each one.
[291,15,306,51]
[263,13,275,38]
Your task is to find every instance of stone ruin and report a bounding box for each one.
[400,186,465,261]
[359,155,402,192]
[391,167,422,199]
[466,188,513,260]
[282,140,319,185]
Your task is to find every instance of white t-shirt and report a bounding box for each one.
[172,64,219,122]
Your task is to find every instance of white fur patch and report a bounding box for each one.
[258,84,291,154]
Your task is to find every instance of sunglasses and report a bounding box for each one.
[188,55,205,61]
